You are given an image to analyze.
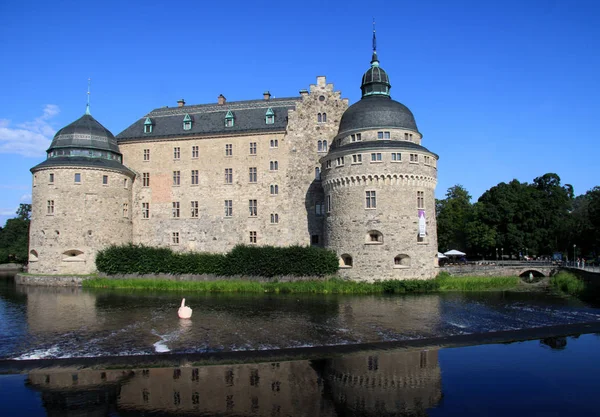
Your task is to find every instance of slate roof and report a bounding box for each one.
[31,156,135,176]
[49,114,121,153]
[328,140,438,159]
[116,97,301,142]
[336,95,419,138]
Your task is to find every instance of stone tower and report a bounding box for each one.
[28,106,134,274]
[321,37,439,280]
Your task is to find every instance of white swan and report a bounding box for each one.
[178,298,192,319]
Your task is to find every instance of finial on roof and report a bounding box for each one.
[371,19,379,66]
[86,78,91,115]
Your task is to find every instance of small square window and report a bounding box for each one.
[74,173,81,183]
[384,131,390,139]
[172,232,180,245]
[249,231,257,243]
[377,132,384,139]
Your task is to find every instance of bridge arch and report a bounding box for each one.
[519,269,546,278]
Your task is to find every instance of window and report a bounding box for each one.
[352,154,362,163]
[417,191,425,209]
[142,202,150,219]
[394,254,411,267]
[172,232,180,245]
[224,200,232,217]
[322,112,327,122]
[249,231,257,244]
[173,147,180,159]
[224,110,234,127]
[311,235,319,245]
[249,142,257,155]
[315,167,321,180]
[142,173,150,187]
[326,195,331,213]
[410,153,419,163]
[74,173,81,183]
[270,213,279,224]
[315,202,324,216]
[249,199,257,217]
[249,167,257,183]
[49,173,54,183]
[317,140,328,152]
[183,114,192,130]
[269,161,278,171]
[102,175,108,185]
[384,131,390,139]
[192,146,199,158]
[225,144,232,156]
[191,201,198,218]
[377,131,383,139]
[47,200,54,215]
[366,230,383,243]
[172,202,180,218]
[317,113,322,123]
[404,133,409,140]
[123,178,128,189]
[410,133,413,141]
[270,139,278,148]
[191,170,199,185]
[371,153,382,162]
[265,108,274,124]
[366,191,376,209]
[225,168,233,184]
[340,254,353,267]
[173,171,180,186]
[350,133,362,142]
[143,117,153,133]
[424,156,431,165]
[326,160,331,169]
[391,152,402,161]
[336,157,344,166]
[270,184,279,195]
[143,149,150,161]
[123,203,128,218]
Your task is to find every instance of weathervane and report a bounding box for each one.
[373,18,377,53]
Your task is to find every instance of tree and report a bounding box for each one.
[0,203,31,264]
[436,185,473,252]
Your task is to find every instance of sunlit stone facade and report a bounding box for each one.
[29,47,438,279]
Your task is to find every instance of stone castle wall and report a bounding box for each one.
[28,167,133,274]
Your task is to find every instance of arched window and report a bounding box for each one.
[340,254,353,268]
[394,254,411,268]
[29,250,38,262]
[322,140,327,151]
[317,113,322,123]
[366,230,383,244]
[318,140,323,152]
[322,112,327,122]
[315,167,321,180]
[62,249,85,262]
[270,184,279,195]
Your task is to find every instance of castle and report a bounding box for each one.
[28,40,439,281]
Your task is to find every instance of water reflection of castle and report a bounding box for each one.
[27,349,442,416]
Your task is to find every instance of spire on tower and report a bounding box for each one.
[85,78,91,115]
[371,19,379,66]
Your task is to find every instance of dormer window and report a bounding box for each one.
[225,110,234,127]
[183,114,192,131]
[265,108,275,124]
[143,117,153,134]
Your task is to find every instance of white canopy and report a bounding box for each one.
[444,249,466,256]
[437,252,448,258]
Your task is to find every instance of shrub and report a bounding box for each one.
[95,244,338,277]
[550,271,585,295]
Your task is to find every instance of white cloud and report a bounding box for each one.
[19,193,32,203]
[0,104,60,157]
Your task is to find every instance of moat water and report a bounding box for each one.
[2,275,600,416]
[1,276,599,360]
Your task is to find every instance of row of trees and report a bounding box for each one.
[0,204,31,264]
[436,173,599,260]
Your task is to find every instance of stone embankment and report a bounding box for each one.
[0,263,24,272]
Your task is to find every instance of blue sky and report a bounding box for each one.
[1,0,599,225]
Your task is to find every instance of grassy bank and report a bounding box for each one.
[549,271,585,296]
[83,274,521,294]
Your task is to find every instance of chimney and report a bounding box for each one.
[263,91,271,100]
[177,99,185,107]
[218,94,226,105]
[299,89,309,98]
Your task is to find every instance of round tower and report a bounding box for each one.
[321,39,439,281]
[29,106,134,274]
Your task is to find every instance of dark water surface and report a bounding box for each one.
[1,277,599,360]
[1,334,600,416]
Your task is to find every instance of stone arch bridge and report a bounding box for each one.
[440,262,557,278]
